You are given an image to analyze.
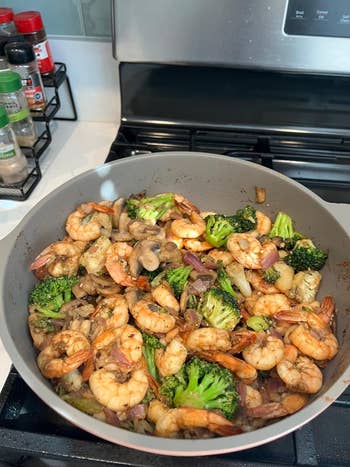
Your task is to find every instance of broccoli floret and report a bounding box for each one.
[29,276,78,318]
[284,232,304,250]
[216,262,238,299]
[141,332,164,380]
[159,356,239,420]
[269,211,294,239]
[199,287,241,330]
[232,205,257,232]
[166,266,191,299]
[205,214,236,247]
[262,267,280,284]
[269,211,303,249]
[205,206,257,247]
[246,316,271,332]
[126,193,174,220]
[284,239,327,272]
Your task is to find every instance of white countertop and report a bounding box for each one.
[0,120,118,391]
[0,120,349,393]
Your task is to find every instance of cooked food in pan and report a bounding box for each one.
[27,192,337,439]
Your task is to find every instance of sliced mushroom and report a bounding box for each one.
[111,211,133,241]
[79,236,111,274]
[159,241,182,267]
[129,240,161,277]
[128,220,166,241]
[112,197,125,228]
[125,287,144,309]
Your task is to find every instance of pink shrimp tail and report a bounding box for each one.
[29,254,52,271]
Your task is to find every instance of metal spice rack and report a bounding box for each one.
[0,62,77,201]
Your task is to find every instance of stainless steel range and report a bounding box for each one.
[1,0,350,465]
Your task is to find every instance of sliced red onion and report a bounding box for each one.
[260,246,279,270]
[237,381,247,406]
[127,404,147,420]
[184,309,202,329]
[204,261,218,270]
[269,328,283,340]
[110,346,131,367]
[265,377,286,398]
[183,252,207,272]
[104,407,121,426]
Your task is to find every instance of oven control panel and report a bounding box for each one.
[285,0,350,38]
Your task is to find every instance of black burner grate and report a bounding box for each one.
[106,124,350,203]
[0,368,349,466]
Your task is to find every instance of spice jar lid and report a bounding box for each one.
[14,11,44,33]
[0,71,22,93]
[5,41,35,65]
[0,106,9,128]
[0,8,14,24]
[0,35,25,57]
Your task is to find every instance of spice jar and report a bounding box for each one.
[14,11,54,76]
[0,71,36,147]
[0,8,17,36]
[5,42,46,111]
[0,105,28,184]
[0,35,25,72]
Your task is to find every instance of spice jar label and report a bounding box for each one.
[33,40,54,74]
[7,107,30,123]
[21,75,46,108]
[0,143,16,160]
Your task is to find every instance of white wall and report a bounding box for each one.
[49,38,120,123]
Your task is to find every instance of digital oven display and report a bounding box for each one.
[285,0,350,38]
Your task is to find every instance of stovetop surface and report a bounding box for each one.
[106,123,350,204]
[0,368,349,466]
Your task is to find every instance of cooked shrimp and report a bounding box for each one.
[230,329,258,353]
[319,295,335,325]
[105,243,149,289]
[242,385,263,408]
[246,271,279,295]
[147,400,240,438]
[227,234,262,269]
[275,309,338,360]
[89,368,149,411]
[246,393,308,419]
[200,352,257,384]
[252,293,290,317]
[208,249,234,266]
[66,202,113,241]
[242,334,285,370]
[37,330,92,378]
[79,236,111,274]
[69,318,91,337]
[155,338,187,377]
[92,295,129,329]
[276,344,323,394]
[183,239,213,252]
[93,324,143,369]
[165,225,184,249]
[130,299,176,334]
[170,211,206,239]
[174,193,200,215]
[255,211,272,235]
[29,240,84,277]
[184,327,232,352]
[152,283,180,313]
